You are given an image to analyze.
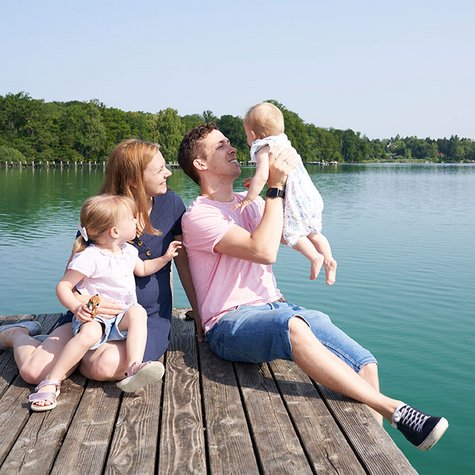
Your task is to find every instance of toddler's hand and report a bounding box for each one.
[75,303,95,323]
[165,240,182,261]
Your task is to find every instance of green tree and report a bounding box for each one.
[216,114,248,161]
[155,108,185,162]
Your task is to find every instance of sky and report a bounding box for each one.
[1,0,474,140]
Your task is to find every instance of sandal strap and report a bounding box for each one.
[126,361,152,377]
[29,391,57,404]
[34,379,61,391]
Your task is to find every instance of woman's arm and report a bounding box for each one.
[173,234,203,342]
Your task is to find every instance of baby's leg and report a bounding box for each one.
[308,233,337,285]
[118,305,148,367]
[292,236,324,280]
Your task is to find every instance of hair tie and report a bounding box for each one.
[78,225,89,242]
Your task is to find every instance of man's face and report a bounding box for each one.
[199,129,240,179]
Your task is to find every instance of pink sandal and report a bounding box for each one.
[28,379,61,412]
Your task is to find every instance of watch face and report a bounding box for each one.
[266,188,284,198]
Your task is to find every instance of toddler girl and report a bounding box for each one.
[28,194,181,411]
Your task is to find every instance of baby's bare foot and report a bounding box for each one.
[324,258,337,285]
[310,255,324,280]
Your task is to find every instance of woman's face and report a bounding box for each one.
[142,151,172,198]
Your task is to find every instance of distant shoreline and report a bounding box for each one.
[2,160,474,169]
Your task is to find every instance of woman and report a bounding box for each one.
[0,139,200,385]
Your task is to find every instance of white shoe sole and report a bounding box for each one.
[116,361,165,393]
[418,417,449,451]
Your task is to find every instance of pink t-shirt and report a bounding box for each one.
[182,193,282,333]
[68,243,139,309]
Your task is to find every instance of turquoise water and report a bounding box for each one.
[1,164,474,474]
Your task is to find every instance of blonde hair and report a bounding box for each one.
[244,102,285,139]
[100,139,162,235]
[73,194,137,254]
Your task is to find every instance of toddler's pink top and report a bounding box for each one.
[68,243,138,307]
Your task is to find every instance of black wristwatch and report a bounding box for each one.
[266,187,285,199]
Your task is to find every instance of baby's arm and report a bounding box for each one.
[56,269,95,321]
[134,240,182,276]
[234,147,270,210]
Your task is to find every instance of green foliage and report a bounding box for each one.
[155,108,185,162]
[0,92,473,164]
[0,144,26,163]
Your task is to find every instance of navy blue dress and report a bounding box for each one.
[58,190,185,361]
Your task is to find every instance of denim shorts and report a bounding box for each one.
[72,304,136,350]
[206,300,377,372]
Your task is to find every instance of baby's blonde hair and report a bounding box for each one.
[73,194,137,254]
[244,102,285,139]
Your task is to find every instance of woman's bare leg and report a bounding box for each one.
[0,324,73,384]
[79,340,128,381]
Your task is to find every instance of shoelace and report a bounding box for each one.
[394,405,429,432]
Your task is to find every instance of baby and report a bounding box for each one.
[236,102,337,283]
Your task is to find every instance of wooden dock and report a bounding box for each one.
[0,312,416,474]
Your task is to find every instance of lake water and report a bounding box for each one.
[1,163,474,474]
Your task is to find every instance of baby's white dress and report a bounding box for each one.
[250,133,324,246]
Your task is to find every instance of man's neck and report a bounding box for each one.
[200,181,235,202]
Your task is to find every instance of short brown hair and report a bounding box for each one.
[244,102,285,139]
[178,123,218,185]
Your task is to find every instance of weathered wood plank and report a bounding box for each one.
[318,384,417,475]
[105,382,162,475]
[50,381,122,475]
[198,341,260,475]
[0,313,418,475]
[235,362,312,474]
[269,359,366,474]
[0,375,86,475]
[158,317,206,474]
[0,380,32,466]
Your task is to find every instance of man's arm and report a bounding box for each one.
[215,147,297,264]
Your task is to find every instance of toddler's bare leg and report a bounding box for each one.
[308,233,337,285]
[292,236,324,280]
[118,305,148,368]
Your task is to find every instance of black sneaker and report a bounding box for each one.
[392,403,448,451]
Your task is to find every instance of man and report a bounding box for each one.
[177,123,448,451]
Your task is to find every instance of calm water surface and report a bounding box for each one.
[1,164,474,474]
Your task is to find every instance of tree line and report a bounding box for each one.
[1,92,474,164]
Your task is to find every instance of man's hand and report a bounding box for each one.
[268,145,298,189]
